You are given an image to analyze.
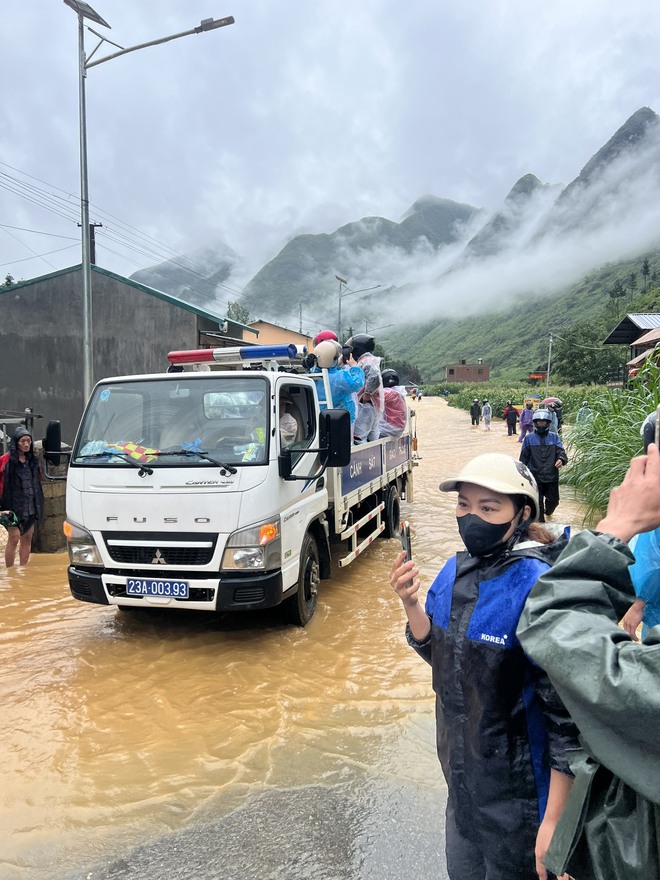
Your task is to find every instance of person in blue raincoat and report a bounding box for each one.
[313,339,364,427]
[621,410,660,640]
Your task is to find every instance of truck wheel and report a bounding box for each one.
[285,533,320,626]
[382,485,401,538]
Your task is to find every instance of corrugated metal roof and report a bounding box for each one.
[603,314,660,345]
[0,263,258,334]
[632,327,660,347]
[627,349,658,367]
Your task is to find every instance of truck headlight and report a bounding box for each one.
[63,519,103,567]
[222,517,281,570]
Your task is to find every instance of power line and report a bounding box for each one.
[0,161,334,331]
[551,332,610,352]
[0,223,78,240]
[0,243,79,269]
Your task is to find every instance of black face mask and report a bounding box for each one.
[456,513,515,557]
[535,424,550,436]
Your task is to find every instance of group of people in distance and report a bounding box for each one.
[310,329,407,442]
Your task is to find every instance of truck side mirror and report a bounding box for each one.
[320,409,351,467]
[278,408,352,480]
[44,421,62,466]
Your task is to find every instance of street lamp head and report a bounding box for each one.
[196,16,235,32]
[335,275,347,285]
[63,0,111,28]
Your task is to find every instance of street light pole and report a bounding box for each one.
[546,333,553,397]
[75,10,94,402]
[335,275,381,342]
[64,1,235,402]
[335,275,347,342]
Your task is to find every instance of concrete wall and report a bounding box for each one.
[444,363,491,383]
[249,321,312,348]
[35,456,67,553]
[0,268,202,443]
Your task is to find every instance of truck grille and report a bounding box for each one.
[103,531,217,566]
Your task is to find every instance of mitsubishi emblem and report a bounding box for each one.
[151,549,167,565]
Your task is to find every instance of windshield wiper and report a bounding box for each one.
[77,451,154,477]
[152,449,238,475]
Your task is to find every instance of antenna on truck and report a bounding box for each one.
[166,343,308,371]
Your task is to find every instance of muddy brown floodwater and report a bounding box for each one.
[0,400,590,880]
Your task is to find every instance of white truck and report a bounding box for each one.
[62,343,416,625]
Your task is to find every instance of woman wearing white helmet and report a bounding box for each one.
[390,453,577,880]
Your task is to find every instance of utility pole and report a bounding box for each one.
[78,222,103,264]
[545,334,553,397]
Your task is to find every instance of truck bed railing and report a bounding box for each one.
[337,501,385,568]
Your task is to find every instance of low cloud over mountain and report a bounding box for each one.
[133,107,660,337]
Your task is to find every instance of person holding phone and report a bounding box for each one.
[311,337,364,430]
[390,453,578,880]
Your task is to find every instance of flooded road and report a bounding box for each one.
[0,400,588,880]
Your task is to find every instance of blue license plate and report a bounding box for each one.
[126,578,189,598]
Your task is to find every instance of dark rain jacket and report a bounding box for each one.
[407,535,579,875]
[518,530,660,880]
[0,427,44,522]
[503,404,519,427]
[520,431,568,483]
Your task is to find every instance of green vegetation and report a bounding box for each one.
[563,359,660,519]
[384,250,660,386]
[427,382,602,421]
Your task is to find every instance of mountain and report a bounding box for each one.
[237,196,481,326]
[380,248,660,383]
[130,239,241,310]
[533,106,660,240]
[131,107,660,359]
[456,173,562,262]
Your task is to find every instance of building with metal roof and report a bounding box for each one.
[603,313,660,346]
[0,264,257,440]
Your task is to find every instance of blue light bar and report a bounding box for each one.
[239,344,304,360]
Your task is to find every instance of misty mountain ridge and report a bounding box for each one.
[131,238,241,311]
[130,106,660,338]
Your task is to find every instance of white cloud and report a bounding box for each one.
[1,0,659,293]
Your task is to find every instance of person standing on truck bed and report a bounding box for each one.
[378,368,407,438]
[314,338,364,429]
[347,333,384,444]
[1,426,44,568]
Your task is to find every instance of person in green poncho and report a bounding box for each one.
[517,443,660,880]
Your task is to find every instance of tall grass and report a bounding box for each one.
[563,361,660,519]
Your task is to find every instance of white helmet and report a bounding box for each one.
[315,339,342,369]
[439,453,540,521]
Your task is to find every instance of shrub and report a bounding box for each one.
[563,362,660,519]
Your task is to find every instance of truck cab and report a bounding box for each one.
[64,343,414,625]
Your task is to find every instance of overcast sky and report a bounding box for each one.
[2,0,659,296]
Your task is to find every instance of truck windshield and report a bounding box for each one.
[72,376,270,467]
